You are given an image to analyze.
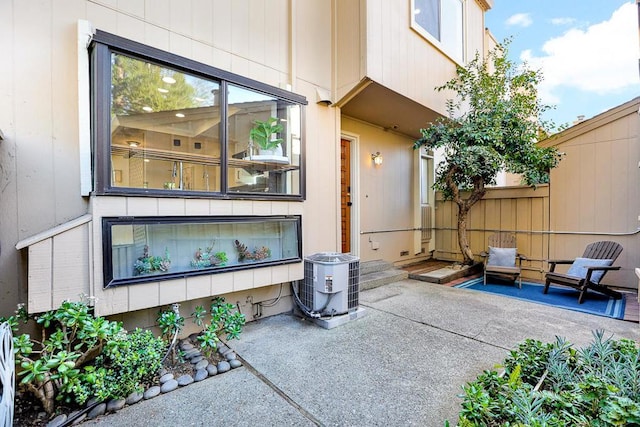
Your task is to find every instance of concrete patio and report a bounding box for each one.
[83,278,640,426]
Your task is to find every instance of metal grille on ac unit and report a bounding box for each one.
[298,252,360,316]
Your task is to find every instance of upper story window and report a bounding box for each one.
[411,0,464,63]
[91,31,306,200]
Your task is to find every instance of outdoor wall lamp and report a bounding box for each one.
[371,152,383,166]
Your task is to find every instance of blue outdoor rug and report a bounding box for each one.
[455,277,626,319]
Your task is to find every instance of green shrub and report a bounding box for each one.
[2,302,169,415]
[3,301,124,414]
[454,330,640,427]
[503,338,555,385]
[85,328,165,400]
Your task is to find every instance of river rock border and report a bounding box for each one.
[45,338,242,427]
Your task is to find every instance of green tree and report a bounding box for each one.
[414,40,561,265]
[111,54,199,115]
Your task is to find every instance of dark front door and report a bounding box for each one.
[341,139,351,253]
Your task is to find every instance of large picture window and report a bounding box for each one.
[91,31,306,199]
[411,0,464,63]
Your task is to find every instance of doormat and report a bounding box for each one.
[455,277,626,320]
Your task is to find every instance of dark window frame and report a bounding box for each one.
[90,30,307,200]
[102,215,303,288]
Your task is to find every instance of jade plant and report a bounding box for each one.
[2,301,164,415]
[157,298,245,362]
[156,304,185,365]
[191,297,246,358]
[249,116,284,151]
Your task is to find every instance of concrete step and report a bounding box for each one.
[408,262,483,284]
[359,268,408,291]
[359,259,394,276]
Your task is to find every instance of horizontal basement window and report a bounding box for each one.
[103,215,302,287]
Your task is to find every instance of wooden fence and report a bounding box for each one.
[433,184,638,289]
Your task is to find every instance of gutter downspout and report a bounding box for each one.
[288,0,296,92]
[77,20,94,197]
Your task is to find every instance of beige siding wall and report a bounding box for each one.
[16,216,93,313]
[362,0,489,116]
[336,0,364,101]
[342,117,428,264]
[0,0,90,316]
[86,0,291,88]
[295,0,333,93]
[17,203,304,318]
[300,80,340,256]
[550,111,640,234]
[110,284,292,336]
[0,47,20,318]
[546,100,640,290]
[1,0,339,319]
[466,0,487,60]
[336,0,492,114]
[90,197,305,316]
[29,230,91,311]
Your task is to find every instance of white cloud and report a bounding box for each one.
[520,2,639,105]
[549,17,575,26]
[506,13,532,28]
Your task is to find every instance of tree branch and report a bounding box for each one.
[464,176,486,210]
[75,341,104,367]
[444,165,463,207]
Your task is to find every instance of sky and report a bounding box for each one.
[485,0,640,129]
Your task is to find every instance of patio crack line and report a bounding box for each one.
[236,354,324,427]
[360,303,512,352]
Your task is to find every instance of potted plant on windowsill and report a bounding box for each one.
[245,116,289,164]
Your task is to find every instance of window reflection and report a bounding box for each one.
[110,53,222,192]
[107,53,302,197]
[227,84,301,195]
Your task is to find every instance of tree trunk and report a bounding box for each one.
[457,205,474,265]
[26,378,55,414]
[445,168,486,266]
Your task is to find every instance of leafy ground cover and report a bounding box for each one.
[452,331,640,426]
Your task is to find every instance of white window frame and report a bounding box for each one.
[410,0,465,64]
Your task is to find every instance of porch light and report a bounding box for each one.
[371,152,383,166]
[127,141,139,147]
